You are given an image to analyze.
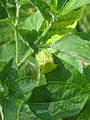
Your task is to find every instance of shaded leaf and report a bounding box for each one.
[0,5,8,19]
[0,59,18,85]
[9,76,37,101]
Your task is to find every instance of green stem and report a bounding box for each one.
[14,29,19,65]
[14,0,21,67]
[35,19,54,45]
[15,0,21,27]
[18,49,34,69]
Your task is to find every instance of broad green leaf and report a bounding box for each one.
[28,81,88,120]
[76,96,90,120]
[20,10,45,48]
[0,5,8,19]
[22,10,44,31]
[56,52,83,73]
[9,76,37,101]
[51,32,90,63]
[46,54,88,88]
[0,23,14,44]
[2,100,23,120]
[0,59,18,85]
[43,9,81,43]
[66,66,88,89]
[0,40,28,63]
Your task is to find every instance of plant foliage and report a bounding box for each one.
[0,0,90,120]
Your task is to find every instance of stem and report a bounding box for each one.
[35,19,54,45]
[15,0,21,27]
[14,29,19,66]
[18,49,34,69]
[14,0,21,67]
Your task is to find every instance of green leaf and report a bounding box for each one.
[0,40,28,63]
[19,104,37,120]
[28,81,88,120]
[2,100,23,120]
[56,52,83,73]
[0,59,18,85]
[42,9,81,43]
[45,58,71,82]
[19,29,38,50]
[51,32,90,63]
[0,5,8,20]
[9,76,37,101]
[76,97,90,120]
[22,10,44,31]
[66,66,88,89]
[45,54,87,88]
[30,0,90,21]
[58,0,90,16]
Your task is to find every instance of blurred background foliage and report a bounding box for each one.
[0,0,36,46]
[77,4,90,33]
[0,1,90,46]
